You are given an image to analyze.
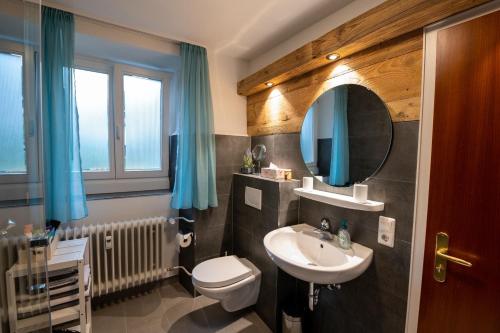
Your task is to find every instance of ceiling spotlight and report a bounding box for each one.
[326,53,340,61]
[265,82,274,87]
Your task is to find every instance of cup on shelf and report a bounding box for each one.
[303,177,313,190]
[353,184,368,203]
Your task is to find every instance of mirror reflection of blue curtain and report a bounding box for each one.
[42,7,88,222]
[329,86,349,186]
[300,104,315,165]
[172,43,218,210]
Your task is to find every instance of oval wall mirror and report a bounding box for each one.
[300,84,392,187]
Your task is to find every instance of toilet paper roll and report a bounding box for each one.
[176,232,192,248]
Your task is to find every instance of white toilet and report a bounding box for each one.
[192,255,261,312]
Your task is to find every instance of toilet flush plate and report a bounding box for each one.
[245,186,262,210]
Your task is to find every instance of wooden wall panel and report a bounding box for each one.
[247,33,423,136]
[238,0,490,96]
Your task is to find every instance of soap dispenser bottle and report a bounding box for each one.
[338,219,351,249]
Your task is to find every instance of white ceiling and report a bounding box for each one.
[45,0,354,59]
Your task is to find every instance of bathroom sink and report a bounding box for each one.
[263,224,373,284]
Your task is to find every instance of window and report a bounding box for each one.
[75,68,111,175]
[0,52,26,175]
[123,75,162,172]
[74,61,170,192]
[0,51,170,198]
[0,44,39,190]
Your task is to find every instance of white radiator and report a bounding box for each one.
[60,216,169,297]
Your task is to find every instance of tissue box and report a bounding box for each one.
[261,167,291,180]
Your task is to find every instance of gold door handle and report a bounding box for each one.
[433,232,472,282]
[436,248,472,267]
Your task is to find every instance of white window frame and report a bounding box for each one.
[114,64,170,179]
[74,58,116,181]
[0,51,170,201]
[0,40,41,186]
[74,57,170,195]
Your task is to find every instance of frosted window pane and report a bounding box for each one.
[0,53,26,174]
[123,75,162,171]
[75,69,110,172]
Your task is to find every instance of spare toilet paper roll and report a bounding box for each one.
[353,184,368,203]
[176,232,192,248]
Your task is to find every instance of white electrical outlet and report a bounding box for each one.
[378,216,396,247]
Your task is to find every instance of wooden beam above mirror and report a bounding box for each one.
[237,0,491,97]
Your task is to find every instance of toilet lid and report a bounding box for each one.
[192,255,252,288]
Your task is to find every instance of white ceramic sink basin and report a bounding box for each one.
[263,224,373,284]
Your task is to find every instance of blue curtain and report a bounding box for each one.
[172,43,217,210]
[329,86,350,186]
[42,7,88,222]
[300,104,316,165]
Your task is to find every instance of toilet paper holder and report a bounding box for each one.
[177,231,194,248]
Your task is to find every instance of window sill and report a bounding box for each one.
[0,189,171,209]
[0,177,170,205]
[87,189,171,201]
[85,177,169,195]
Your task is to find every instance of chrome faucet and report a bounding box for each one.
[317,218,334,240]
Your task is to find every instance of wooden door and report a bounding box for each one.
[418,9,500,333]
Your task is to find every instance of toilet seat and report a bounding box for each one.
[191,256,261,312]
[194,274,256,295]
[192,255,253,288]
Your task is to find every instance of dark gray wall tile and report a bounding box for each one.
[273,133,310,181]
[364,178,416,243]
[374,121,419,183]
[232,174,300,332]
[194,194,232,229]
[253,118,419,332]
[216,165,239,196]
[178,135,250,295]
[347,84,392,184]
[195,223,232,264]
[251,133,310,181]
[216,135,251,167]
[233,225,253,259]
[250,135,276,169]
[279,181,300,211]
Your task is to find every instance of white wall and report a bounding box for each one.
[209,52,249,136]
[246,0,384,76]
[166,51,248,137]
[75,16,181,72]
[0,194,176,228]
[80,194,175,225]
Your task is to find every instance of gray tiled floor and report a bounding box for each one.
[92,280,272,333]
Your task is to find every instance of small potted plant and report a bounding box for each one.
[240,148,254,174]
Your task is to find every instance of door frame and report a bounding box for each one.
[405,1,500,332]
